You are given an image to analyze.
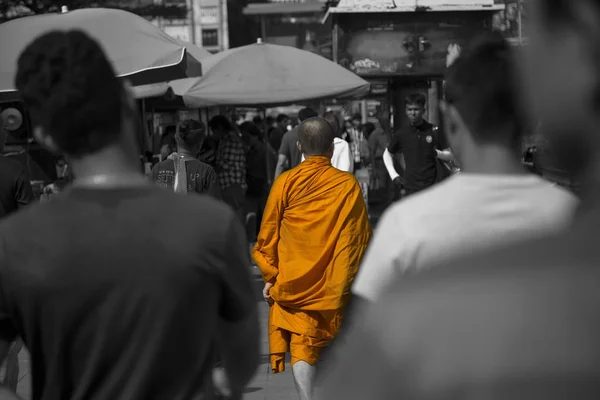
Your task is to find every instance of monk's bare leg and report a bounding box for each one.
[292,361,316,400]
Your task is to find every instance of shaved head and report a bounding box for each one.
[298,117,335,157]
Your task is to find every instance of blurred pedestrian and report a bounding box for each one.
[0,30,259,400]
[253,117,371,400]
[275,107,319,178]
[159,125,177,161]
[240,121,268,238]
[0,109,33,392]
[269,114,289,152]
[152,119,220,198]
[352,34,578,304]
[320,111,352,172]
[209,115,248,222]
[318,1,600,398]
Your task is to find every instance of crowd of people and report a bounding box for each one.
[1,1,599,399]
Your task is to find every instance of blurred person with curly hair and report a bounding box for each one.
[0,30,259,400]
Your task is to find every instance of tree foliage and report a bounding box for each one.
[0,0,187,22]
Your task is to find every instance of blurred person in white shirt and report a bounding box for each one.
[352,34,579,304]
[301,111,352,173]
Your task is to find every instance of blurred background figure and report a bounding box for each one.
[152,119,220,198]
[0,30,259,400]
[269,114,290,153]
[159,125,177,161]
[240,121,269,241]
[209,115,248,222]
[275,107,319,178]
[0,109,33,392]
[322,110,352,172]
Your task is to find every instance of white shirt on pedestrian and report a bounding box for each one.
[352,173,579,302]
[302,137,353,173]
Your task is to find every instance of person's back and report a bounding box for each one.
[352,35,581,302]
[0,187,250,399]
[0,30,259,400]
[253,117,371,400]
[320,3,600,399]
[353,173,577,299]
[153,158,220,197]
[272,158,364,287]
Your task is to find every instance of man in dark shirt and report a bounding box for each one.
[268,114,289,152]
[383,93,449,196]
[274,107,319,178]
[209,115,247,223]
[318,1,600,399]
[0,30,259,400]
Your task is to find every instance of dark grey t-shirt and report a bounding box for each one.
[152,158,221,199]
[278,127,302,170]
[0,185,256,400]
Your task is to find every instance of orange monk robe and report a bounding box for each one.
[252,156,372,373]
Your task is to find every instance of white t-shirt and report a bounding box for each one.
[352,173,579,302]
[302,138,353,173]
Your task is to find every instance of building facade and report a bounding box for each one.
[153,0,230,53]
[243,0,332,59]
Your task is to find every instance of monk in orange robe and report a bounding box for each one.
[252,116,372,400]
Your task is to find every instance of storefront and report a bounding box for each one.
[323,0,504,128]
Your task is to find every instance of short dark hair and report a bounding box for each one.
[363,122,376,137]
[15,30,124,157]
[177,119,205,148]
[240,121,262,138]
[445,33,524,144]
[351,113,361,122]
[404,93,427,107]
[276,114,289,123]
[252,116,263,125]
[322,111,340,137]
[298,117,335,156]
[208,115,233,132]
[298,107,318,122]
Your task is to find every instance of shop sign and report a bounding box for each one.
[370,83,388,95]
[200,7,218,25]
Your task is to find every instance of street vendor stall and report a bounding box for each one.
[134,39,370,183]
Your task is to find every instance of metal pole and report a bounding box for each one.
[332,19,339,63]
[187,0,195,44]
[518,0,523,45]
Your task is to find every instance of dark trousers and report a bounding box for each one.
[222,184,246,224]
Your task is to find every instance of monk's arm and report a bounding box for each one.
[252,178,284,282]
[216,216,260,394]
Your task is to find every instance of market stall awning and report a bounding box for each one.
[323,0,504,22]
[134,39,369,106]
[243,2,326,16]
